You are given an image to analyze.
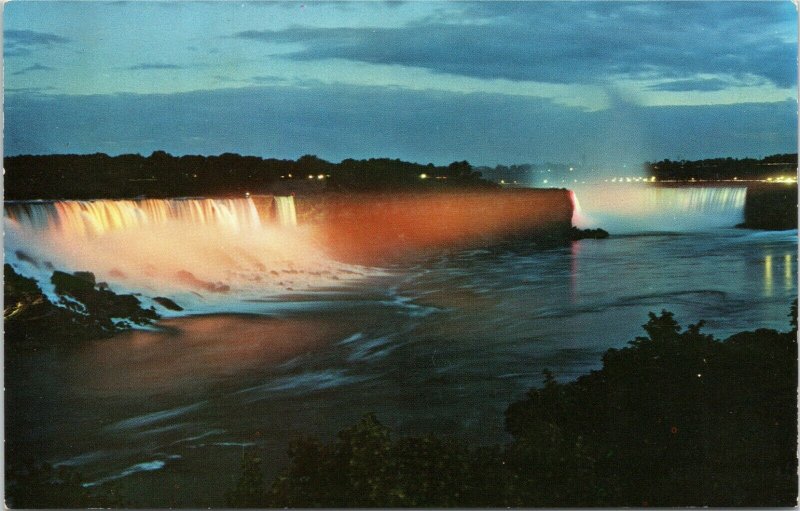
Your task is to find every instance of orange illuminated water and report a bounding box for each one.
[4,190,574,306]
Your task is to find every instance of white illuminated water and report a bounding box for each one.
[572,184,748,233]
[4,196,373,313]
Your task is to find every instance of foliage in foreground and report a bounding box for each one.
[5,461,126,509]
[230,307,798,508]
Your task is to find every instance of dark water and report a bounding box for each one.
[6,227,797,506]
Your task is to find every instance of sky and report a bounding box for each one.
[3,0,798,167]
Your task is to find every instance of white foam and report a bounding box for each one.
[52,450,114,468]
[170,429,226,445]
[82,459,169,488]
[109,402,205,430]
[347,336,395,362]
[236,369,370,400]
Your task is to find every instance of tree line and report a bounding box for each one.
[646,153,797,181]
[4,152,491,200]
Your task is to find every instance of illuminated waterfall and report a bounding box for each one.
[4,196,364,308]
[5,197,267,237]
[273,196,297,227]
[569,190,585,227]
[572,185,748,232]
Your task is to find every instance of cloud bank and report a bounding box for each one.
[6,84,795,167]
[5,29,70,57]
[232,2,795,89]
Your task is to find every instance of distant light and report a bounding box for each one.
[650,176,657,182]
[308,175,314,179]
[611,178,617,183]
[543,179,548,184]
[733,177,738,181]
[420,173,428,179]
[500,179,505,184]
[245,192,251,197]
[288,173,293,178]
[317,174,325,180]
[569,167,574,172]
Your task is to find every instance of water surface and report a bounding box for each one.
[7,226,795,506]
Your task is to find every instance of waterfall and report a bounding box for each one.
[572,185,748,233]
[5,197,267,237]
[569,190,586,227]
[273,196,297,227]
[4,196,364,309]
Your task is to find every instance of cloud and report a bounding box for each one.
[5,84,796,167]
[648,78,735,93]
[127,63,184,70]
[5,29,70,57]
[5,85,56,95]
[5,29,69,46]
[11,63,55,76]
[250,75,288,84]
[231,2,796,88]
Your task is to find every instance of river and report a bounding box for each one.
[5,186,797,506]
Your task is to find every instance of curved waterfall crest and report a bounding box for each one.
[3,195,369,311]
[572,185,748,232]
[4,196,299,236]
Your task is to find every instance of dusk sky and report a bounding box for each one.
[4,1,797,167]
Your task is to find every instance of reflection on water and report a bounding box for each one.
[763,252,797,297]
[570,240,580,303]
[765,254,773,297]
[68,315,357,395]
[6,228,797,506]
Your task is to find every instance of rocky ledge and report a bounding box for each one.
[741,185,797,230]
[4,264,163,347]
